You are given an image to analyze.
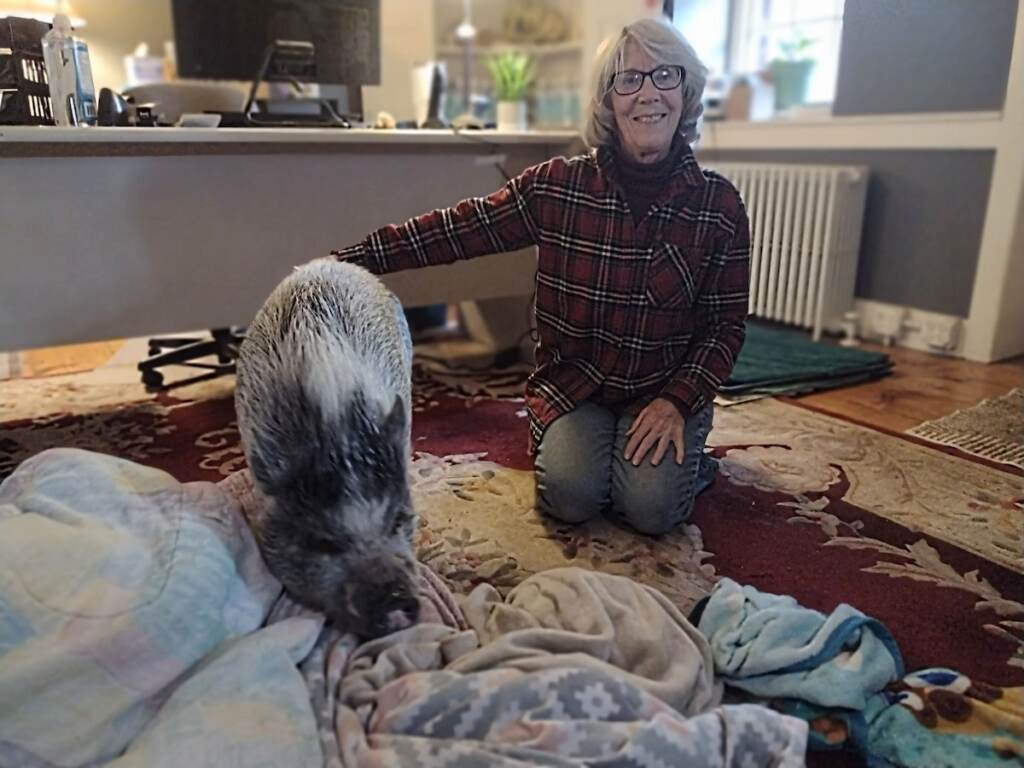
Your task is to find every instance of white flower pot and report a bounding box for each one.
[496,100,528,132]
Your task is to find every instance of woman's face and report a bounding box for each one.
[611,43,683,164]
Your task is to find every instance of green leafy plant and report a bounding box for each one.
[770,32,818,111]
[485,51,535,102]
[777,32,816,61]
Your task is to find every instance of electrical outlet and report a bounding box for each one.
[872,307,906,339]
[924,317,961,351]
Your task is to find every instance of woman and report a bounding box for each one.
[332,17,750,535]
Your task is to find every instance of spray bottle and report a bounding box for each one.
[41,14,96,126]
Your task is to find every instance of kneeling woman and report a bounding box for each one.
[332,18,750,535]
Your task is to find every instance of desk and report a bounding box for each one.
[0,127,580,352]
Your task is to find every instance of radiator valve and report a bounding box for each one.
[924,317,961,352]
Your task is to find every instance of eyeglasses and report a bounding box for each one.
[610,65,685,96]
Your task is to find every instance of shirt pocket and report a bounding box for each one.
[644,243,708,310]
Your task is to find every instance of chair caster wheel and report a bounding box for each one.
[141,369,164,390]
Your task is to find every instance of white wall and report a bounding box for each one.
[362,0,435,123]
[964,1,1024,362]
[73,0,174,93]
[991,178,1024,359]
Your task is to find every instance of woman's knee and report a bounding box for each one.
[536,467,607,523]
[535,449,608,522]
[534,405,615,524]
[615,479,695,535]
[612,404,714,534]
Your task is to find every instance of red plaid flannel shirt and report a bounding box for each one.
[332,147,750,453]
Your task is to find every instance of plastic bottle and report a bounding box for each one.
[534,79,548,127]
[557,76,574,128]
[567,77,581,127]
[544,79,561,127]
[540,79,558,128]
[41,14,96,126]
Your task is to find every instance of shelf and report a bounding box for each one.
[436,41,582,57]
[0,126,582,156]
[696,111,1004,151]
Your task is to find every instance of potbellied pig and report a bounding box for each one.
[235,259,419,639]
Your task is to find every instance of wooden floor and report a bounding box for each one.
[789,343,1024,432]
[1,339,126,379]
[4,337,1023,433]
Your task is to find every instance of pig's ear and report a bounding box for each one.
[384,395,406,442]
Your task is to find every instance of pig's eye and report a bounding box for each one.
[309,537,340,555]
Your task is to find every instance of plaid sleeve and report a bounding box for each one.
[660,198,750,413]
[330,164,542,275]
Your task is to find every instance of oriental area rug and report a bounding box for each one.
[1,356,1021,766]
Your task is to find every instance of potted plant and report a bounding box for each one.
[486,50,535,131]
[769,33,816,113]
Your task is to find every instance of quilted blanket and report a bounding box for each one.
[0,449,320,767]
[0,449,807,767]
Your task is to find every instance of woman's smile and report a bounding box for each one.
[632,112,668,124]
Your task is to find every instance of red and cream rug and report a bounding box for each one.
[1,357,1021,695]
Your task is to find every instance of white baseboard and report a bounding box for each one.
[852,299,966,357]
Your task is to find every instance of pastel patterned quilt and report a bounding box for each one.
[0,449,806,767]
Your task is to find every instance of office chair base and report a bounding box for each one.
[138,327,245,391]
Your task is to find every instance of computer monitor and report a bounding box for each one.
[171,0,381,86]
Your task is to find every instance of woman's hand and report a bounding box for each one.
[624,398,686,467]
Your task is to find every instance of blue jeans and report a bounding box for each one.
[534,401,717,535]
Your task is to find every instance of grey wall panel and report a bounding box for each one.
[834,0,1018,116]
[696,148,995,316]
[0,144,552,351]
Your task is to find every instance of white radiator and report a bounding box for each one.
[706,163,869,341]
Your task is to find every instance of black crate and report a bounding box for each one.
[0,16,54,125]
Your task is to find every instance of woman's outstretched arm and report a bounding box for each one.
[331,164,543,275]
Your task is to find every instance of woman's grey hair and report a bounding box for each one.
[584,17,708,148]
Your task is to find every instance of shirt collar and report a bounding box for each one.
[594,143,706,190]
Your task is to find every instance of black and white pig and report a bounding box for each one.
[235,259,419,639]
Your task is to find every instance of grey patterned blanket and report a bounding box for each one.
[292,567,806,767]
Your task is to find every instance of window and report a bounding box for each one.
[673,1,730,76]
[729,0,845,104]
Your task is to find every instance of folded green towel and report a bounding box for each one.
[724,323,892,396]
